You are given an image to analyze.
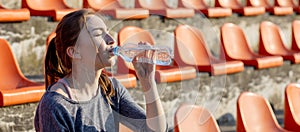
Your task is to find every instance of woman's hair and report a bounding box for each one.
[45,9,115,103]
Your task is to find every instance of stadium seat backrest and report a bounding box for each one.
[247,0,271,7]
[292,20,300,51]
[83,0,121,10]
[0,39,27,90]
[275,0,296,7]
[237,92,284,131]
[174,104,221,132]
[284,83,300,131]
[215,0,243,9]
[259,21,289,55]
[135,0,168,9]
[221,23,255,60]
[22,0,71,10]
[118,26,155,46]
[178,0,208,9]
[46,32,56,47]
[174,25,214,66]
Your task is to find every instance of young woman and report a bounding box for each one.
[34,9,167,132]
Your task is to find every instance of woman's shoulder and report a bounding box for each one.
[109,77,119,85]
[109,77,127,93]
[48,80,70,98]
[39,83,71,110]
[108,77,134,100]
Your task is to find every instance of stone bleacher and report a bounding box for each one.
[1,0,300,131]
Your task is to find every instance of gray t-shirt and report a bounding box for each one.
[34,77,150,132]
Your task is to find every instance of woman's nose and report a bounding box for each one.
[105,34,115,45]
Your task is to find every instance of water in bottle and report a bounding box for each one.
[113,43,173,65]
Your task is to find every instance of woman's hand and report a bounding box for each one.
[132,42,156,80]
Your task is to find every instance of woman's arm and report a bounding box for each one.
[138,72,167,132]
[132,44,167,132]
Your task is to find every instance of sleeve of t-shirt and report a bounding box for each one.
[111,78,154,132]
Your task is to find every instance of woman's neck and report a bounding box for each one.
[65,68,103,101]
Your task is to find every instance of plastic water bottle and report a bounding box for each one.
[113,43,173,65]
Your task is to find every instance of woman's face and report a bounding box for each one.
[75,15,116,69]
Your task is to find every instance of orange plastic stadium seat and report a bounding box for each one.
[104,70,137,88]
[118,26,197,83]
[178,0,232,18]
[259,21,300,64]
[247,0,293,15]
[21,0,78,21]
[83,0,149,19]
[174,25,244,75]
[174,104,221,132]
[46,33,137,88]
[135,0,195,18]
[220,23,283,69]
[274,0,300,13]
[284,83,300,131]
[237,92,290,132]
[292,20,300,52]
[0,3,30,22]
[46,32,56,48]
[113,74,136,88]
[215,0,265,16]
[119,123,133,132]
[0,38,45,106]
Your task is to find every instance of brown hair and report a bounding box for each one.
[45,9,115,103]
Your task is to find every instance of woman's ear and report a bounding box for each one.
[67,46,81,59]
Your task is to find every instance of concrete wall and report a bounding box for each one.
[1,0,300,131]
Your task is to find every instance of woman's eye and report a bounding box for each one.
[93,30,103,36]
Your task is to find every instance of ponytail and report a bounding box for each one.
[45,37,65,88]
